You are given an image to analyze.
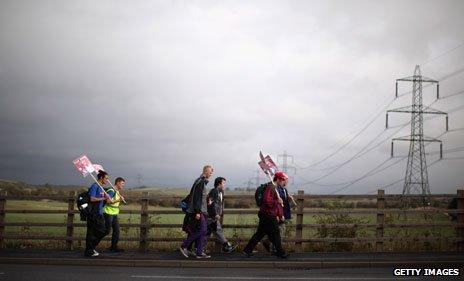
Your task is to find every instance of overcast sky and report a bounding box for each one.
[1,0,463,194]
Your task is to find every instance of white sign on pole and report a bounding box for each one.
[72,154,95,177]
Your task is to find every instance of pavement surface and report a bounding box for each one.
[1,264,463,281]
[1,249,464,270]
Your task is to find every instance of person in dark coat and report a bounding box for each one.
[242,171,289,259]
[179,165,213,259]
[84,170,110,257]
[263,173,296,254]
[207,177,236,253]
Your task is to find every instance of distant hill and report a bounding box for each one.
[0,179,254,197]
[0,179,86,196]
[130,186,189,196]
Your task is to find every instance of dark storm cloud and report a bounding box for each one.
[0,0,463,193]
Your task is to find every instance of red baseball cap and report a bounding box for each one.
[274,171,289,180]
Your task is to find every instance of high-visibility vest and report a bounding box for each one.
[103,188,121,215]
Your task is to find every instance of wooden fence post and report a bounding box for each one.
[0,191,6,248]
[66,191,76,250]
[457,189,464,252]
[139,191,149,252]
[295,190,304,253]
[376,189,385,252]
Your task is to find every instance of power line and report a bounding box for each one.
[389,66,446,195]
[330,157,403,194]
[441,89,464,99]
[298,111,419,186]
[297,96,396,170]
[298,114,429,186]
[331,131,448,194]
[296,94,446,174]
[298,65,464,172]
[421,40,464,66]
[298,128,398,186]
[396,66,464,98]
[377,157,449,194]
[307,131,461,189]
[296,97,464,188]
[331,134,452,194]
[297,65,464,186]
[394,145,464,157]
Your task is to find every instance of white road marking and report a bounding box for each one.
[130,276,417,280]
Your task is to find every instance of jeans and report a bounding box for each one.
[104,213,120,249]
[210,219,228,244]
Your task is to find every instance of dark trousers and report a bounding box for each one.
[208,218,228,244]
[104,213,120,249]
[181,214,207,255]
[243,212,285,256]
[187,218,227,251]
[85,213,106,254]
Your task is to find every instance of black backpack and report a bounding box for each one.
[76,191,91,221]
[255,183,268,206]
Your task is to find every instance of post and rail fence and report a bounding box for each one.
[0,189,463,252]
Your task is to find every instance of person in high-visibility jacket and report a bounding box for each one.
[103,177,126,252]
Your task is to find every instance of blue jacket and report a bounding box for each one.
[277,186,291,220]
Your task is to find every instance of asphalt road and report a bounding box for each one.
[0,264,462,281]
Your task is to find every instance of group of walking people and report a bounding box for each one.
[83,166,294,259]
[179,165,236,258]
[84,170,125,257]
[180,165,294,259]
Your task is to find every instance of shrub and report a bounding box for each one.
[314,202,368,251]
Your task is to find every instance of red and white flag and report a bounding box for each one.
[258,151,278,176]
[72,154,95,177]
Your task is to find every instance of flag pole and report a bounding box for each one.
[89,172,109,198]
[259,151,283,207]
[265,172,284,207]
[107,179,127,204]
[93,164,127,204]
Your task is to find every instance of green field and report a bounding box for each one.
[2,200,458,252]
[128,186,255,196]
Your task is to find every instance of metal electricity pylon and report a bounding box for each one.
[278,151,296,187]
[386,65,448,195]
[245,179,254,190]
[137,174,144,187]
[254,169,263,187]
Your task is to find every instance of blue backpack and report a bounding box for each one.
[180,194,190,212]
